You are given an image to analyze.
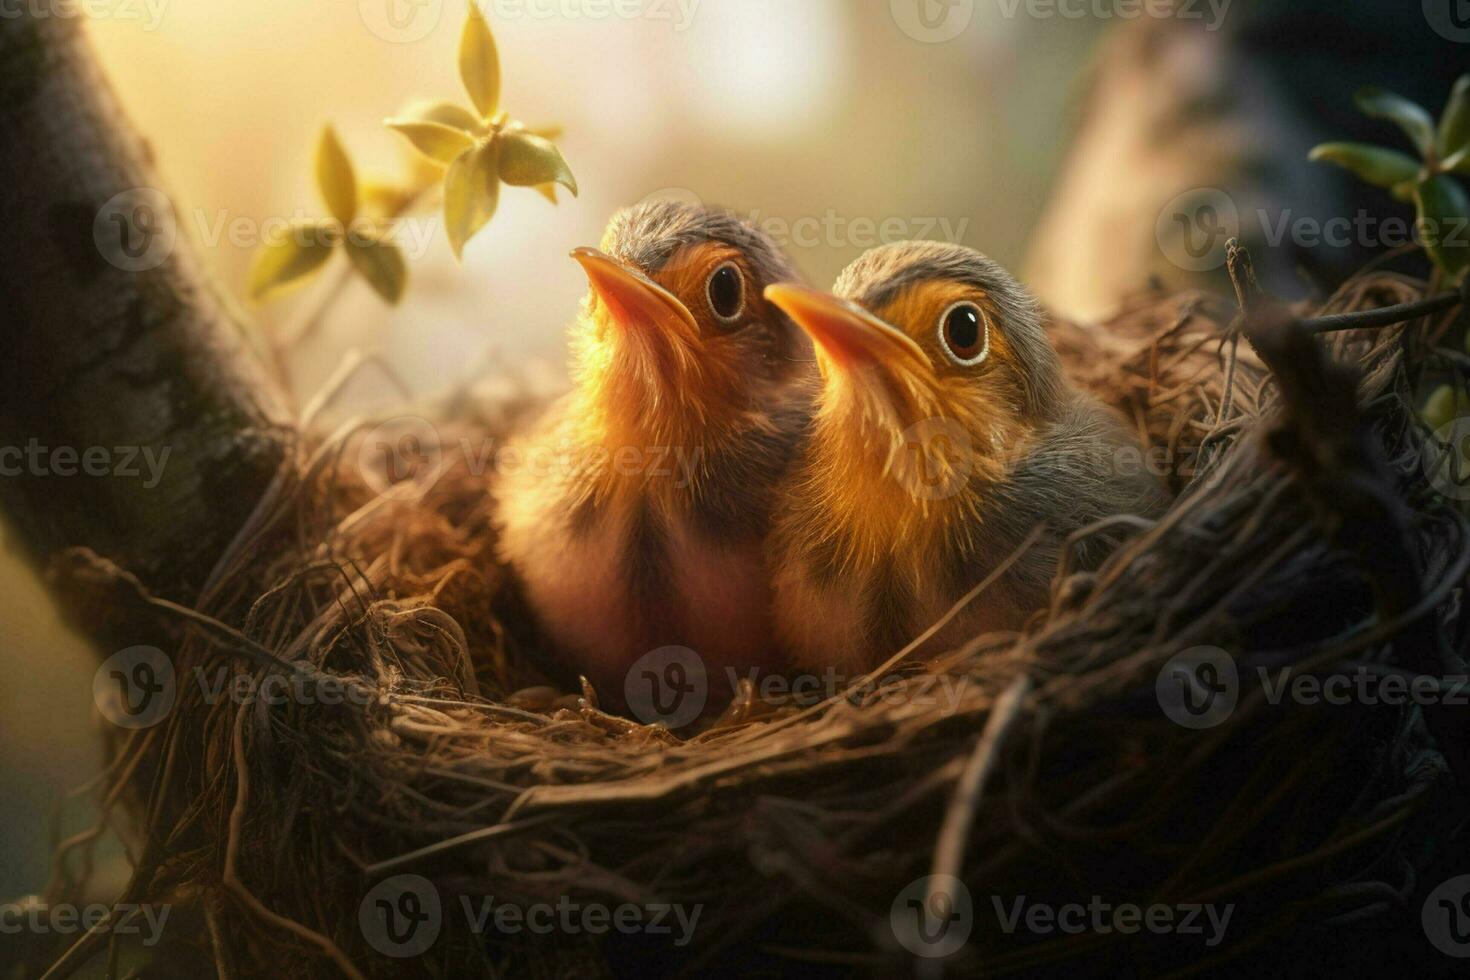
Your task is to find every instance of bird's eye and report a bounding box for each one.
[938,301,990,365]
[706,263,745,324]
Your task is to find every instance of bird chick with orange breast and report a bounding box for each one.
[764,242,1168,674]
[495,202,812,704]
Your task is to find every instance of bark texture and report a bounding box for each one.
[0,10,288,618]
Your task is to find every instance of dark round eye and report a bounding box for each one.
[706,263,745,323]
[938,302,989,365]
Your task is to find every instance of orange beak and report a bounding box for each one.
[571,247,699,343]
[764,283,930,375]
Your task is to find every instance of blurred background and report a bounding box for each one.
[1,0,1463,901]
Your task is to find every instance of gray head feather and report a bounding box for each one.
[601,200,800,291]
[834,241,1067,420]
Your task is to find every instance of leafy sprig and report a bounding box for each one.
[249,5,576,307]
[1310,76,1470,282]
[249,126,411,304]
[385,4,577,259]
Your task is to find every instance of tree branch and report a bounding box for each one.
[0,10,289,628]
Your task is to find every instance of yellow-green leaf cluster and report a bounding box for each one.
[249,126,408,304]
[1310,76,1470,282]
[385,7,578,260]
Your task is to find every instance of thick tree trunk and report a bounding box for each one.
[0,9,288,623]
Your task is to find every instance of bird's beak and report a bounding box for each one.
[571,247,699,342]
[764,283,930,374]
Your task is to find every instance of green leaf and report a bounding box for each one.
[1308,142,1421,189]
[459,5,500,120]
[1444,147,1470,176]
[344,231,408,305]
[1415,174,1470,282]
[1355,86,1437,159]
[444,141,500,260]
[398,99,484,134]
[1441,75,1470,160]
[1424,384,1469,432]
[385,119,476,166]
[248,220,339,300]
[497,131,577,195]
[316,126,358,224]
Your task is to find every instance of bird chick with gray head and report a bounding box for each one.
[765,241,1169,673]
[496,201,813,705]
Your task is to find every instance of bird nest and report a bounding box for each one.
[42,259,1470,979]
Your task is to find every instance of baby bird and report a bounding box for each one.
[764,242,1168,674]
[496,202,812,704]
